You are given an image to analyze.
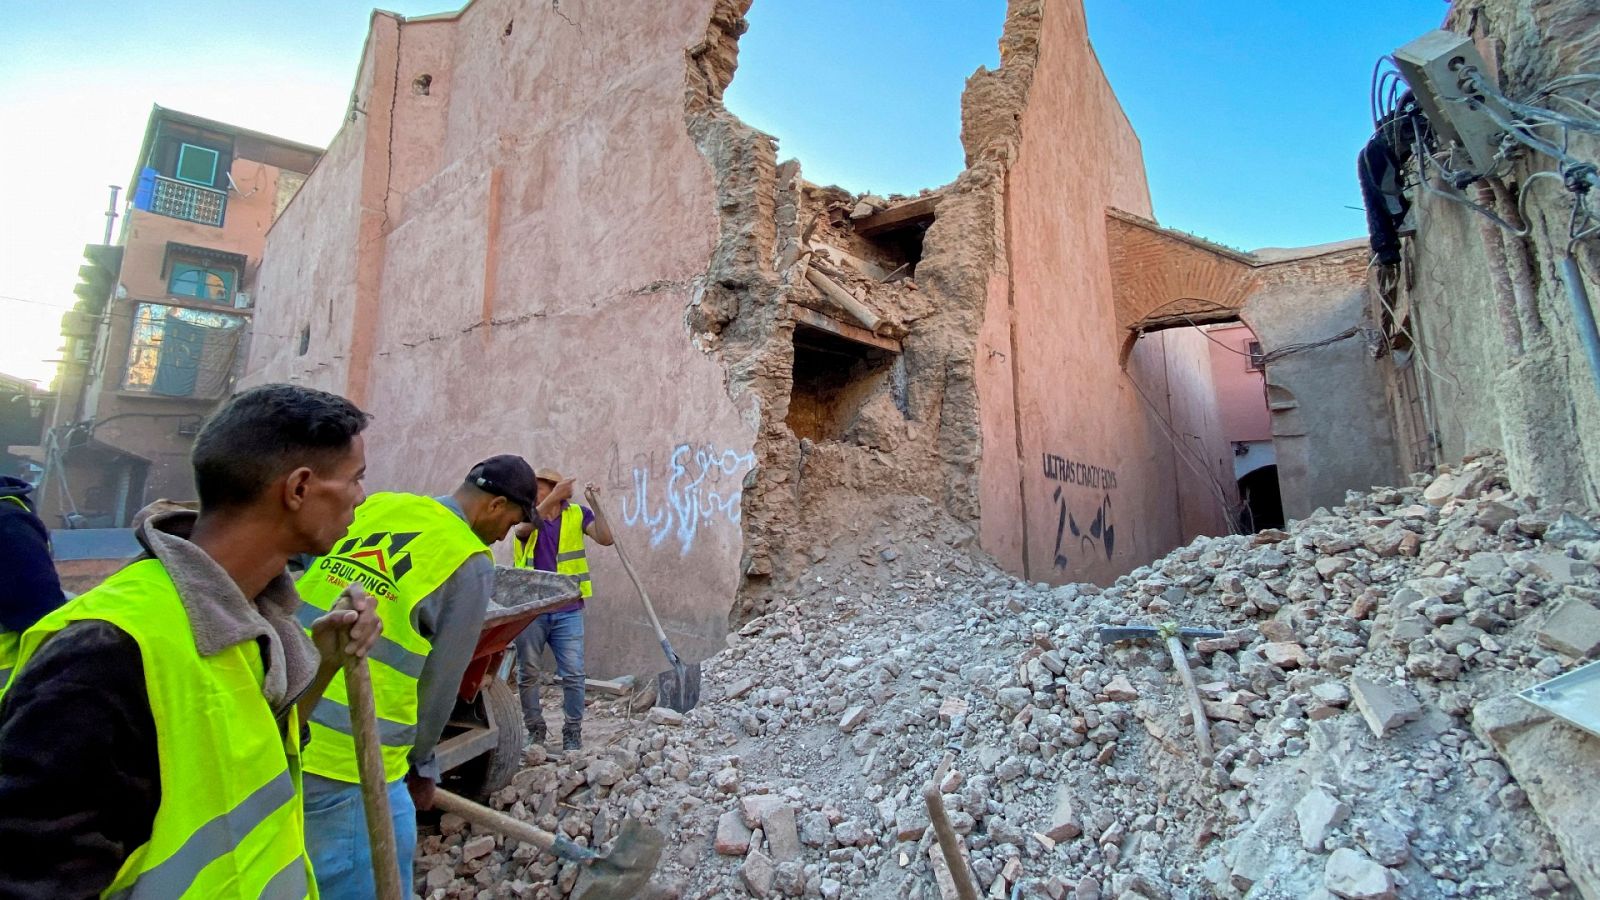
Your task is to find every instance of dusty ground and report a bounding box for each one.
[419,452,1599,899]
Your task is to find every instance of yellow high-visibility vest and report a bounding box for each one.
[511,503,591,598]
[295,493,488,783]
[5,558,315,899]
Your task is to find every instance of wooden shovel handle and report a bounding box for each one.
[344,655,404,900]
[585,488,670,645]
[434,789,559,853]
[1166,634,1214,763]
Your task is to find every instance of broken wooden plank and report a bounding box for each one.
[789,305,901,353]
[854,196,939,237]
[804,266,882,332]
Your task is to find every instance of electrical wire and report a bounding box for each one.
[1124,362,1242,534]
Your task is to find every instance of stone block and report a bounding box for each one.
[741,794,785,830]
[716,809,753,856]
[839,705,869,732]
[1102,675,1139,701]
[725,676,756,700]
[762,804,802,862]
[1349,677,1421,738]
[1296,788,1350,850]
[462,835,495,861]
[1264,642,1311,669]
[647,706,685,726]
[1537,599,1600,659]
[740,848,776,897]
[894,804,929,841]
[1322,847,1396,899]
[1043,785,1082,842]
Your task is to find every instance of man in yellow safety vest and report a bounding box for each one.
[509,468,613,751]
[294,454,540,900]
[0,475,65,691]
[0,384,382,898]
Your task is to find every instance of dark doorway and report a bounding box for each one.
[1237,465,1285,532]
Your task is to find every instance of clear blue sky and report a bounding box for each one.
[0,0,1446,384]
[728,0,1448,249]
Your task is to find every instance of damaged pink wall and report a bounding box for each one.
[247,0,756,674]
[977,0,1234,584]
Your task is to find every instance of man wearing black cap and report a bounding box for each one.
[294,454,545,900]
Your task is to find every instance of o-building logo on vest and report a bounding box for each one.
[308,532,422,601]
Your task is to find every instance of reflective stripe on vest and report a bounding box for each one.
[511,504,590,598]
[0,630,14,691]
[294,493,488,783]
[6,558,315,899]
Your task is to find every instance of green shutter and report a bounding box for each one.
[175,144,219,186]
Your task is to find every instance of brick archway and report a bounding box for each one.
[1105,210,1261,363]
[1105,209,1373,363]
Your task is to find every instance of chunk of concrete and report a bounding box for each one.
[1349,677,1421,738]
[1043,785,1082,842]
[1537,599,1600,659]
[763,804,802,862]
[1102,675,1139,701]
[1264,642,1312,669]
[1296,788,1350,850]
[716,809,753,856]
[740,848,776,897]
[1323,848,1396,899]
[839,705,870,732]
[741,794,786,830]
[1473,693,1600,899]
[462,835,495,861]
[894,804,929,842]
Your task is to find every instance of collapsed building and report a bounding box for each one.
[243,0,1407,677]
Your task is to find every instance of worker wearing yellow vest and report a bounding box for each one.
[295,454,539,900]
[0,475,66,691]
[0,384,382,898]
[509,469,613,751]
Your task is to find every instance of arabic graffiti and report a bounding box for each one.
[618,442,756,555]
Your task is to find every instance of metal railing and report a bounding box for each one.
[150,175,226,226]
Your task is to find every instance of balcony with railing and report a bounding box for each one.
[149,175,226,227]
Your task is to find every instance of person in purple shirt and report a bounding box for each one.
[509,469,613,750]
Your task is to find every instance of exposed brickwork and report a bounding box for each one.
[1106,209,1369,361]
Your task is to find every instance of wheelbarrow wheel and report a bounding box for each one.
[450,679,527,802]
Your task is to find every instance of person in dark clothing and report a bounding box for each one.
[0,385,383,899]
[0,476,65,637]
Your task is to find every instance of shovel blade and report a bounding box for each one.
[573,818,665,900]
[656,661,701,713]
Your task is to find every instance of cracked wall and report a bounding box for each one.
[249,0,1258,675]
[1388,0,1600,506]
[248,0,755,672]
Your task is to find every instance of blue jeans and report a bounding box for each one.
[515,607,586,727]
[302,773,416,900]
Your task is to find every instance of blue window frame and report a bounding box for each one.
[168,262,236,304]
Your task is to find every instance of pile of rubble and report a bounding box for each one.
[419,452,1600,899]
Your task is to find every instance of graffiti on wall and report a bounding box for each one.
[1043,453,1119,570]
[610,441,756,556]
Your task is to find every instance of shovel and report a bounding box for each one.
[586,488,701,712]
[434,789,663,900]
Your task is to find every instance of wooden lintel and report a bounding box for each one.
[854,196,940,237]
[790,305,902,353]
